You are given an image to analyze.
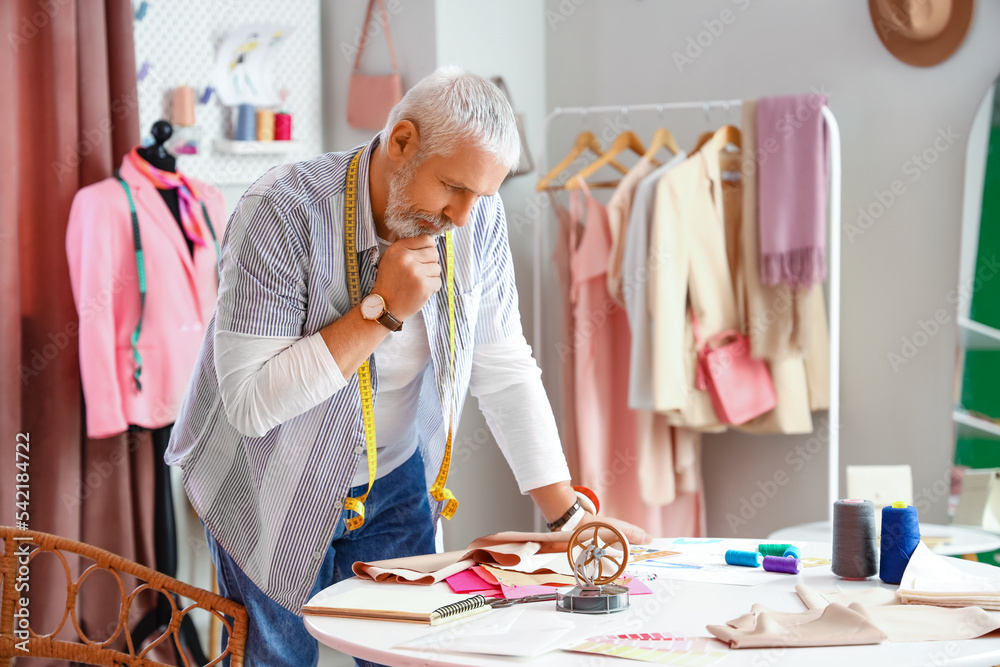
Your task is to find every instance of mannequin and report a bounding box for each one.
[136,120,194,257]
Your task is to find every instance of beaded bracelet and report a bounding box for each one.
[547,500,582,532]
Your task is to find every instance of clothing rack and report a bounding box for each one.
[531,99,843,522]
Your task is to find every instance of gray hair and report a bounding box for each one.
[379,66,520,172]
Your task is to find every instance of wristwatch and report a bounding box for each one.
[360,293,403,331]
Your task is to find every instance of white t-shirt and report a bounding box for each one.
[351,238,429,485]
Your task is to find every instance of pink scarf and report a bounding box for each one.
[127,146,209,247]
[756,94,828,288]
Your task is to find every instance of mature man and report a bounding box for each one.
[166,67,647,666]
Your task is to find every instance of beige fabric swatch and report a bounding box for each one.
[707,602,886,648]
[797,583,1000,642]
[353,531,571,584]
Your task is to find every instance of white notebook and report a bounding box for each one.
[302,585,491,625]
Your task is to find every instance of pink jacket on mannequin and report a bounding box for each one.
[66,154,226,439]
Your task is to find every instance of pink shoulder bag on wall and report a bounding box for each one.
[347,0,403,130]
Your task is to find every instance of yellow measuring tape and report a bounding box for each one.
[342,145,459,530]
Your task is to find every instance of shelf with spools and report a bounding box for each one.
[214,104,300,156]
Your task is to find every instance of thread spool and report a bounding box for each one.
[725,550,762,567]
[275,111,292,140]
[256,109,275,141]
[235,104,256,141]
[832,499,878,580]
[879,502,920,585]
[171,85,195,126]
[783,545,802,559]
[762,556,802,574]
[758,543,793,557]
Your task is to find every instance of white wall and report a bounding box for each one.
[543,0,1000,537]
[320,0,439,152]
[320,0,547,551]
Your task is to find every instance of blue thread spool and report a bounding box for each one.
[879,502,920,585]
[235,103,256,141]
[763,556,801,574]
[725,550,762,567]
[783,545,801,559]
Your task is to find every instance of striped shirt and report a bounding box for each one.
[165,139,534,613]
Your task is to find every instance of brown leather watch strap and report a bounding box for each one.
[376,310,403,331]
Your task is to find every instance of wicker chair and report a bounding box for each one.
[0,526,246,666]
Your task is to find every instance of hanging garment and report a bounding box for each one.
[605,156,656,307]
[649,148,742,430]
[566,177,703,536]
[619,156,705,535]
[736,100,831,428]
[757,94,829,289]
[66,154,226,439]
[740,99,814,359]
[621,152,687,412]
[550,194,583,481]
[718,145,814,434]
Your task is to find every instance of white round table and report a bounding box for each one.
[768,522,1000,557]
[304,538,1000,667]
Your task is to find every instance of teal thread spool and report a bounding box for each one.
[758,543,793,557]
[725,550,763,567]
[783,545,802,559]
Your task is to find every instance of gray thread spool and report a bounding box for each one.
[832,499,878,579]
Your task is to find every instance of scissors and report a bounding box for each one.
[486,593,558,609]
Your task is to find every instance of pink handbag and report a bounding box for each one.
[347,0,403,130]
[692,309,777,425]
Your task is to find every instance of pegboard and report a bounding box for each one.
[132,0,322,186]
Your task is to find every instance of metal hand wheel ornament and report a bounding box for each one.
[567,522,628,586]
[556,521,631,614]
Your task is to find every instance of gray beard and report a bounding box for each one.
[384,165,456,239]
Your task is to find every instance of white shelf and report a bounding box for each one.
[959,317,1000,351]
[954,409,1000,440]
[212,139,304,156]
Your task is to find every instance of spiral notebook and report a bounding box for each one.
[302,584,492,626]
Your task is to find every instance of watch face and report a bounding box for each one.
[361,294,384,320]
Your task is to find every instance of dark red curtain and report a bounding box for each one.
[1,1,161,661]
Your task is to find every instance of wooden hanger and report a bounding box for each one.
[643,127,682,161]
[691,125,741,155]
[564,130,648,191]
[536,130,629,192]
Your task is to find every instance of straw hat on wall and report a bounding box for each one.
[869,0,975,67]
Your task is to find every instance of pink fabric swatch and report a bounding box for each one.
[445,569,503,597]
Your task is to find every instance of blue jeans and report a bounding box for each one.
[204,449,436,667]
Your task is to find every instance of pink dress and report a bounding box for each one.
[565,178,704,537]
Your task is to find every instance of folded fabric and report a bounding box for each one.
[898,542,1000,610]
[353,530,571,584]
[707,602,885,648]
[797,583,1000,643]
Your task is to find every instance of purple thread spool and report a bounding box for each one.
[762,556,801,574]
